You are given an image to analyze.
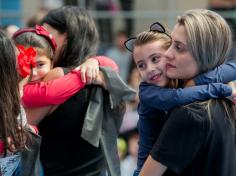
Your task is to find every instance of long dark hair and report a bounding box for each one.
[0,30,26,155]
[41,6,99,68]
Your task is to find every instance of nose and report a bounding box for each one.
[147,63,156,73]
[165,45,174,61]
[31,68,37,78]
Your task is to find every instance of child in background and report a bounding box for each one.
[124,22,236,175]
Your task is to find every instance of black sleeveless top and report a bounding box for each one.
[38,75,106,175]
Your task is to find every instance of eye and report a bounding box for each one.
[175,43,181,51]
[37,62,45,67]
[137,63,146,70]
[174,43,187,53]
[152,56,160,63]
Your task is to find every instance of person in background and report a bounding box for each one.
[119,0,134,36]
[121,130,139,176]
[27,7,50,28]
[119,67,140,134]
[105,30,132,82]
[1,24,19,38]
[209,0,236,60]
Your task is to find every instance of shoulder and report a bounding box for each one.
[168,103,208,127]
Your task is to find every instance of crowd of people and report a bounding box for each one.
[0,4,235,176]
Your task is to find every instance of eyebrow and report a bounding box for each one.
[174,40,187,46]
[148,53,160,58]
[136,60,144,65]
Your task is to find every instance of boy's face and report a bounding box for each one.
[30,54,52,83]
[133,40,169,87]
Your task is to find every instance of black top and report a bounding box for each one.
[39,85,106,176]
[151,100,236,176]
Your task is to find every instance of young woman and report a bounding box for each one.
[140,9,236,176]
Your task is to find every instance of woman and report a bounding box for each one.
[21,6,134,176]
[140,9,236,176]
[0,30,41,175]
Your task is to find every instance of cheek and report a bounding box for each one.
[177,58,198,78]
[138,70,147,81]
[38,68,50,77]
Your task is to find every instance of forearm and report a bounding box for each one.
[140,155,167,176]
[25,106,54,125]
[194,62,236,85]
[23,71,85,107]
[140,82,232,111]
[22,56,117,107]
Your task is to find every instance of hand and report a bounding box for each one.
[74,58,99,84]
[227,81,236,104]
[92,71,107,89]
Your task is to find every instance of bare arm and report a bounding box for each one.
[140,155,167,176]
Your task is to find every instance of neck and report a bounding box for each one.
[183,79,195,87]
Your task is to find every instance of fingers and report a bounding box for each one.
[80,66,99,84]
[86,68,99,84]
[77,58,99,84]
[7,137,16,152]
[80,66,86,83]
[86,69,93,84]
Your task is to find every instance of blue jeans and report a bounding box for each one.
[14,160,44,176]
[133,169,140,176]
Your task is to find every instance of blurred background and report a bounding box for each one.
[1,1,235,175]
[1,0,235,54]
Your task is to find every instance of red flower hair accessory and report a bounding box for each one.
[13,25,57,52]
[17,45,37,78]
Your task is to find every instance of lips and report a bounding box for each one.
[166,63,176,69]
[150,73,161,81]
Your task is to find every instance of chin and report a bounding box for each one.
[166,72,178,79]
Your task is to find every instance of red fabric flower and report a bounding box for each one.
[35,25,57,51]
[17,45,37,78]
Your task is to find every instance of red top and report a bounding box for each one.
[22,56,118,107]
[0,140,4,155]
